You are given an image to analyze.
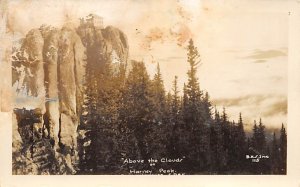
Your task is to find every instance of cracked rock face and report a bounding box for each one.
[12,15,129,174]
[21,29,46,99]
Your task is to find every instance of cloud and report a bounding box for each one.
[212,94,287,113]
[262,98,287,117]
[244,49,287,62]
[211,94,287,129]
[212,94,270,107]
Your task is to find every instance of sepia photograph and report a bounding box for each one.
[9,0,288,175]
[0,0,294,179]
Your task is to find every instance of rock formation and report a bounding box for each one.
[12,14,129,174]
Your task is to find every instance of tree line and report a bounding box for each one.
[77,39,287,174]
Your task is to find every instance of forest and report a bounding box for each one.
[76,39,287,175]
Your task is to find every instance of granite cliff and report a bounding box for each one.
[12,14,129,174]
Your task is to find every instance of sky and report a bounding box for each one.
[5,0,289,129]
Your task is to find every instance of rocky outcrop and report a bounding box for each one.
[21,29,46,99]
[77,16,129,69]
[56,25,86,170]
[12,14,129,174]
[43,28,60,146]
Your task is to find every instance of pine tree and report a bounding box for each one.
[221,107,230,170]
[94,58,122,173]
[210,107,225,172]
[279,124,287,174]
[150,62,167,160]
[203,92,212,122]
[79,42,123,173]
[119,60,155,161]
[171,76,180,124]
[251,120,259,151]
[184,39,203,126]
[257,118,266,153]
[167,76,183,158]
[271,132,280,174]
[182,83,188,123]
[78,46,101,173]
[238,113,246,139]
[165,92,173,120]
[151,63,166,124]
[227,113,247,172]
[250,119,268,174]
[227,120,237,171]
[181,39,211,172]
[236,113,246,169]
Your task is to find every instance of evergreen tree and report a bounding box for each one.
[227,120,237,171]
[247,137,251,149]
[226,114,247,172]
[250,119,268,174]
[79,43,123,173]
[183,39,203,126]
[181,39,211,172]
[167,76,183,158]
[238,113,245,139]
[119,60,155,161]
[149,62,168,160]
[151,63,166,124]
[93,58,122,173]
[221,107,230,170]
[203,92,213,123]
[182,83,188,121]
[251,120,259,151]
[210,107,225,172]
[279,124,287,174]
[257,118,266,153]
[78,46,102,173]
[165,92,172,122]
[171,76,180,124]
[271,132,280,174]
[236,113,246,169]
